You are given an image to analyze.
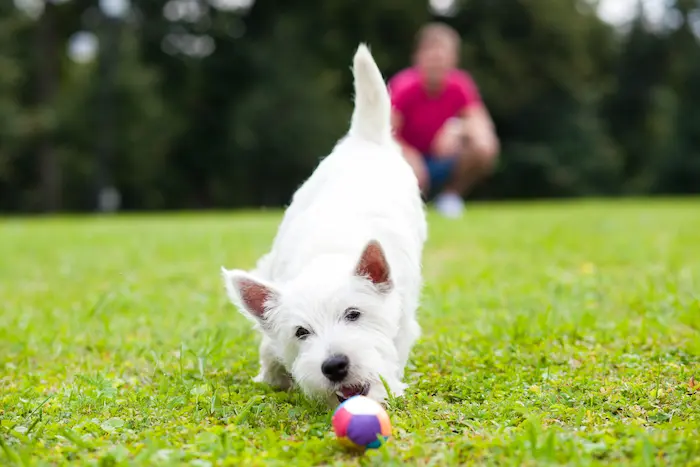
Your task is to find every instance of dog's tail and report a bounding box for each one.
[349,43,391,145]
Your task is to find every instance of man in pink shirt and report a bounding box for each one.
[388,22,500,218]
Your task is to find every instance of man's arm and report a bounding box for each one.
[388,73,409,147]
[453,70,500,158]
[390,108,410,147]
[390,108,403,137]
[390,102,430,190]
[391,108,421,160]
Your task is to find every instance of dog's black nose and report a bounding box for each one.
[321,354,349,382]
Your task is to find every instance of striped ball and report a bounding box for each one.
[331,395,392,449]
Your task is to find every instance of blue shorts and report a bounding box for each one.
[424,154,457,193]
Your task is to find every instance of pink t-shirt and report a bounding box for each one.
[388,67,482,155]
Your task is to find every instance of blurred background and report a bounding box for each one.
[0,0,698,214]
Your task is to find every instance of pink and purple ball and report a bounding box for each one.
[331,395,392,450]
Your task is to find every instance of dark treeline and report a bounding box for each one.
[1,0,699,213]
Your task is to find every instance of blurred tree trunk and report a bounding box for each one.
[36,1,60,212]
[96,13,119,212]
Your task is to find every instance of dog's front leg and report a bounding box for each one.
[252,334,293,390]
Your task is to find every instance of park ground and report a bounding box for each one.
[1,199,699,466]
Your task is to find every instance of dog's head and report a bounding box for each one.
[222,239,401,404]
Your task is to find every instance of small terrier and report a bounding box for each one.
[222,44,427,407]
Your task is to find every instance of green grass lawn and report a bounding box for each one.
[1,200,699,466]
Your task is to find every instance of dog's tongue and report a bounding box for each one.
[341,386,361,398]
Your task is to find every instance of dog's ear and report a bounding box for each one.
[354,239,393,293]
[221,268,279,321]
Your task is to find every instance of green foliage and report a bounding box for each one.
[447,0,623,198]
[0,6,33,208]
[220,14,351,207]
[653,0,700,193]
[1,202,699,464]
[0,0,699,211]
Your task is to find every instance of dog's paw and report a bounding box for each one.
[252,372,266,384]
[392,382,407,398]
[365,381,400,406]
[253,367,293,390]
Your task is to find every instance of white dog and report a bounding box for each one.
[221,44,427,407]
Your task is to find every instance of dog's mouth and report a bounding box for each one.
[335,384,370,403]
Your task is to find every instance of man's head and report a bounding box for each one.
[412,22,461,91]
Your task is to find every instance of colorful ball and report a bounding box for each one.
[331,395,392,450]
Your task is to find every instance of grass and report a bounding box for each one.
[1,199,699,466]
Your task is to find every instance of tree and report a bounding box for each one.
[1,0,698,212]
[55,13,183,211]
[0,5,34,211]
[446,0,622,198]
[602,4,676,194]
[653,0,700,193]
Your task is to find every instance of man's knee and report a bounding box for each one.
[461,140,499,174]
[475,145,498,173]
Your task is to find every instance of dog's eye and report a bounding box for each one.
[344,308,361,322]
[295,327,310,340]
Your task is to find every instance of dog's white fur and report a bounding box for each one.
[221,44,427,407]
